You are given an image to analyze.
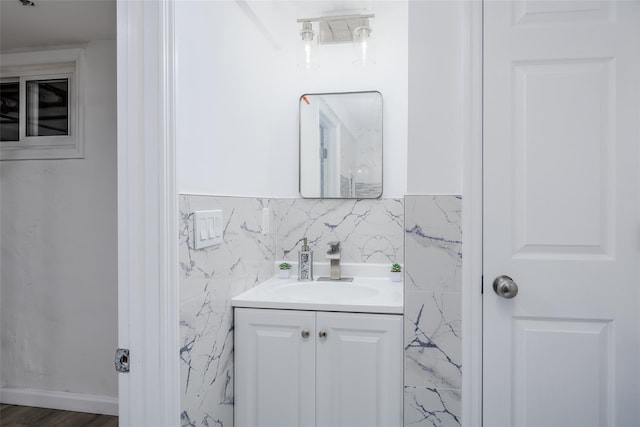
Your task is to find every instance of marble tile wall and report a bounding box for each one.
[274,198,404,264]
[404,195,462,427]
[179,195,404,427]
[180,195,462,426]
[179,195,275,427]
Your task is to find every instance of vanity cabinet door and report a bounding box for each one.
[315,312,403,427]
[234,308,316,427]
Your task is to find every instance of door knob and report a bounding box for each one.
[318,330,327,339]
[493,275,518,299]
[301,329,310,339]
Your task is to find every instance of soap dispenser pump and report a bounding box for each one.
[298,237,313,281]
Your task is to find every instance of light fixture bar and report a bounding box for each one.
[297,14,374,45]
[296,13,374,24]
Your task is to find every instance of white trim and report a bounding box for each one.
[117,0,179,426]
[461,0,484,426]
[0,386,118,416]
[160,0,180,424]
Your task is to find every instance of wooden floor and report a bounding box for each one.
[0,404,118,427]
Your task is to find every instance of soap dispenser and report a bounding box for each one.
[298,237,313,281]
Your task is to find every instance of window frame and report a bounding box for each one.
[0,48,84,160]
[0,77,20,142]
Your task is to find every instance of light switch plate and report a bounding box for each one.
[194,210,223,249]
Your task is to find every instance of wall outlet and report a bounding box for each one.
[194,210,223,249]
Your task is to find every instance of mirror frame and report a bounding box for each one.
[298,90,383,199]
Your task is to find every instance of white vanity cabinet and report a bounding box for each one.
[234,307,403,427]
[234,308,316,427]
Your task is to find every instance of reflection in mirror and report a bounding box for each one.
[299,91,382,198]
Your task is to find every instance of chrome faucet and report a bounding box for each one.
[326,241,341,280]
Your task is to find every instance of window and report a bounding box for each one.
[0,48,83,160]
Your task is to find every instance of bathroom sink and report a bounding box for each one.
[272,282,378,303]
[231,275,403,314]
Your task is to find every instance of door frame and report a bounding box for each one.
[116,0,180,425]
[116,0,484,425]
[461,0,483,425]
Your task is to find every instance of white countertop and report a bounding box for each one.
[231,275,404,314]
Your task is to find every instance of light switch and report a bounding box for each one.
[207,217,215,238]
[194,210,223,249]
[214,215,222,237]
[199,219,208,240]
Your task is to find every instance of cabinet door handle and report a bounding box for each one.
[301,329,310,339]
[318,330,327,339]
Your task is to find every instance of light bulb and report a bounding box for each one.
[353,18,375,67]
[298,21,319,69]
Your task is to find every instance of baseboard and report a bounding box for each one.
[0,386,118,416]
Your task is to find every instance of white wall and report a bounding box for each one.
[0,40,118,409]
[176,0,408,198]
[407,0,463,195]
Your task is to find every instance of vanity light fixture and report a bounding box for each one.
[297,13,375,69]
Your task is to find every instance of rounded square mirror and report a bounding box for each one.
[299,91,383,198]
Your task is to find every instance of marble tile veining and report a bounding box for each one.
[404,195,462,427]
[275,198,404,265]
[179,196,275,304]
[179,195,276,427]
[404,386,461,427]
[405,291,462,389]
[404,196,462,292]
[180,296,234,427]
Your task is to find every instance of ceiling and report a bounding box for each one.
[0,0,116,52]
[0,0,374,52]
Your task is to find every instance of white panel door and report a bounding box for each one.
[234,308,316,427]
[316,312,403,427]
[483,1,640,426]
